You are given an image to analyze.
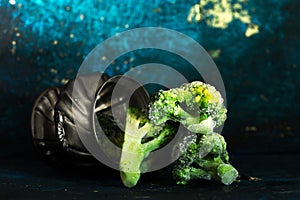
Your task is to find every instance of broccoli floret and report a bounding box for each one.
[119,107,176,188]
[149,81,227,134]
[173,132,238,185]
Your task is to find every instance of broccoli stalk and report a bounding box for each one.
[197,156,238,185]
[119,108,176,188]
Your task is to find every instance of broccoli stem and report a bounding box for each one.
[143,124,174,153]
[120,110,152,188]
[217,163,239,185]
[196,157,238,185]
[120,108,177,188]
[120,134,145,188]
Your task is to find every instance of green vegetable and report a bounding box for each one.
[148,81,227,133]
[119,108,177,187]
[118,81,238,187]
[173,132,238,185]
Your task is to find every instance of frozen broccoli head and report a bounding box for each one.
[149,81,227,133]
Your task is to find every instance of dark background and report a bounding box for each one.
[0,0,299,199]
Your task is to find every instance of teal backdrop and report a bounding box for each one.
[0,0,299,156]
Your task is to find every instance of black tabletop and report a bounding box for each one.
[1,154,299,199]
